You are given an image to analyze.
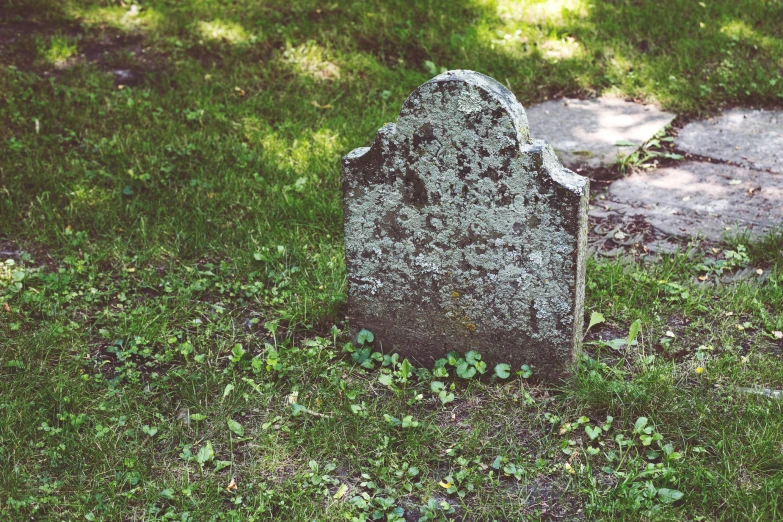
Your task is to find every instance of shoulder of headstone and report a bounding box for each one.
[342,123,397,171]
[525,139,589,196]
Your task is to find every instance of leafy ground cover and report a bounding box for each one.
[1,0,783,519]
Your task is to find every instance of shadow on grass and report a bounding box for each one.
[4,0,782,108]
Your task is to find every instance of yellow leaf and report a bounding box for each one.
[334,483,348,499]
[439,481,452,489]
[226,478,237,491]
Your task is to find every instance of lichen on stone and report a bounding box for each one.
[342,70,589,380]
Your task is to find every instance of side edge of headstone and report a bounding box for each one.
[528,140,590,375]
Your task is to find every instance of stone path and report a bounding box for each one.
[590,109,783,245]
[526,98,783,246]
[591,161,783,242]
[526,97,675,170]
[676,109,783,174]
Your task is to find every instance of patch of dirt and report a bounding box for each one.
[400,494,457,522]
[434,393,482,431]
[0,238,61,273]
[582,324,629,366]
[0,20,49,44]
[579,165,624,184]
[513,475,587,520]
[185,37,277,70]
[0,240,28,260]
[79,33,151,83]
[587,212,673,259]
[0,16,167,86]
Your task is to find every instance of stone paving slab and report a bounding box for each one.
[676,109,783,174]
[590,162,783,241]
[526,97,675,170]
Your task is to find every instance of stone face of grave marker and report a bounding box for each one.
[342,70,589,380]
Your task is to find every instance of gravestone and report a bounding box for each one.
[342,70,589,380]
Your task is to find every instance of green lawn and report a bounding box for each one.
[1,0,783,520]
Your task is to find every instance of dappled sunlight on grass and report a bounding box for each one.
[242,118,344,180]
[719,20,756,40]
[282,41,341,82]
[67,4,163,33]
[540,35,582,61]
[196,19,256,45]
[469,0,595,76]
[40,34,77,68]
[65,186,115,217]
[719,19,781,52]
[493,0,589,25]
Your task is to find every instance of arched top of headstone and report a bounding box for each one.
[344,69,587,197]
[398,69,531,146]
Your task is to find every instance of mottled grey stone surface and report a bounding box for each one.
[343,70,590,380]
[591,162,783,241]
[526,98,675,170]
[676,109,783,173]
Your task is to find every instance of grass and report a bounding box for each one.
[1,0,783,519]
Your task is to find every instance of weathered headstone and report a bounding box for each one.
[342,70,589,380]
